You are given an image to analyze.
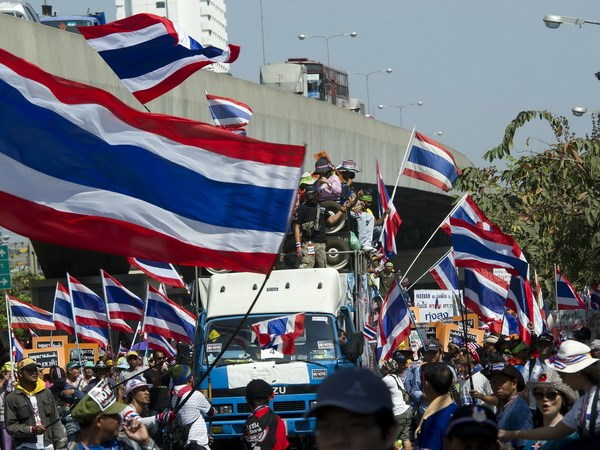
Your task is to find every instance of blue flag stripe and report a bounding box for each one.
[408,145,460,183]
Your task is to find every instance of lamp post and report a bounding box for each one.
[297,32,358,66]
[543,14,600,29]
[353,68,392,116]
[377,101,423,128]
[259,0,266,66]
[572,106,600,117]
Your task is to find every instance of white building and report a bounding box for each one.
[114,0,230,73]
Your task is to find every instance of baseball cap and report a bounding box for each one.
[17,358,38,371]
[1,362,12,372]
[306,367,393,417]
[83,361,95,369]
[170,364,192,386]
[245,379,274,401]
[126,351,139,359]
[446,405,498,442]
[536,332,554,343]
[483,362,525,391]
[95,361,108,370]
[66,361,81,370]
[424,340,441,352]
[124,379,152,398]
[71,379,125,421]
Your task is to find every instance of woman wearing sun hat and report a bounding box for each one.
[499,339,600,443]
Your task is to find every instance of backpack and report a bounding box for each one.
[391,374,411,405]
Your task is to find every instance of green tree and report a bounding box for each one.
[0,271,43,332]
[455,110,600,304]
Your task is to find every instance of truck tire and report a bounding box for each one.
[325,236,350,270]
[321,200,345,234]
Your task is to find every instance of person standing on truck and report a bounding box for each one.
[242,379,288,450]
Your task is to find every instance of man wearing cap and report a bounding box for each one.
[66,361,85,391]
[336,160,361,205]
[69,379,155,450]
[443,405,501,450]
[377,262,396,299]
[118,352,148,385]
[122,378,174,438]
[78,361,96,391]
[481,334,503,366]
[484,362,532,449]
[84,361,116,394]
[242,379,287,450]
[306,367,398,450]
[313,157,341,202]
[522,332,555,414]
[5,357,67,450]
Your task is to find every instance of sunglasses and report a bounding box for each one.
[532,390,560,401]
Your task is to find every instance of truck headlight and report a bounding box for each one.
[309,400,317,409]
[215,404,233,414]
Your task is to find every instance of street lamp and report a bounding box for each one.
[353,68,393,116]
[297,32,358,66]
[543,14,600,29]
[572,106,600,117]
[377,101,423,128]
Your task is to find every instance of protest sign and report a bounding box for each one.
[24,348,64,374]
[552,310,586,338]
[413,290,456,323]
[66,343,99,364]
[32,336,68,349]
[439,324,484,349]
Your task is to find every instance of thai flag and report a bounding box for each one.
[506,276,541,344]
[555,268,586,310]
[118,342,129,356]
[0,49,305,274]
[101,270,144,333]
[8,295,55,331]
[146,333,176,358]
[377,280,412,360]
[502,312,519,336]
[144,285,196,345]
[53,283,75,335]
[362,324,378,343]
[376,160,402,258]
[402,132,462,192]
[252,313,305,355]
[450,218,529,279]
[127,258,185,288]
[463,268,507,332]
[591,283,600,310]
[78,14,240,104]
[442,194,501,234]
[68,275,108,328]
[12,332,24,361]
[206,93,252,129]
[77,323,110,348]
[430,250,459,291]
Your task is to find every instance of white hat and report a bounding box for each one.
[124,379,152,398]
[548,340,599,373]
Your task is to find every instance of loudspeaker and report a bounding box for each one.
[325,236,350,270]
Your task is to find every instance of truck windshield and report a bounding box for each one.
[204,313,338,366]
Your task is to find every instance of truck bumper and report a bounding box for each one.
[211,417,316,438]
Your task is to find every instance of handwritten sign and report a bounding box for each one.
[413,290,457,322]
[23,349,64,374]
[33,336,67,349]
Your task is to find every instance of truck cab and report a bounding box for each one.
[196,268,360,447]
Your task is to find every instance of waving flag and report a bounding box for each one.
[591,283,600,310]
[68,275,108,328]
[12,332,24,362]
[101,270,144,333]
[506,276,540,344]
[144,285,196,345]
[127,258,185,288]
[442,194,501,234]
[450,218,528,279]
[376,160,402,258]
[463,268,507,332]
[8,295,55,331]
[377,280,412,360]
[78,14,240,104]
[146,333,176,358]
[53,283,75,335]
[206,93,252,129]
[430,250,459,291]
[362,323,378,343]
[501,311,519,336]
[252,313,305,355]
[555,268,586,310]
[0,49,305,274]
[402,132,462,192]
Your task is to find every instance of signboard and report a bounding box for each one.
[33,336,68,349]
[450,313,478,329]
[0,244,11,290]
[23,348,64,374]
[65,343,99,364]
[413,290,457,323]
[439,324,484,349]
[552,310,586,338]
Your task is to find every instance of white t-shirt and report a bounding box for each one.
[172,385,213,447]
[382,374,410,416]
[563,385,599,434]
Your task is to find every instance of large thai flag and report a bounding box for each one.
[78,14,240,104]
[442,194,501,234]
[101,270,144,332]
[53,283,75,335]
[8,295,55,331]
[377,280,412,360]
[506,276,541,344]
[430,250,459,291]
[402,132,462,192]
[206,93,252,129]
[127,258,185,288]
[376,160,402,258]
[144,285,196,345]
[68,275,108,328]
[0,49,305,274]
[555,268,586,310]
[146,333,176,358]
[450,218,529,279]
[252,313,306,355]
[463,268,507,332]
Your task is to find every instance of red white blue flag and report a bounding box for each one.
[144,285,196,345]
[53,283,75,335]
[362,323,377,343]
[463,268,507,332]
[127,258,185,288]
[78,14,240,104]
[430,250,459,291]
[206,93,252,129]
[402,132,462,192]
[376,160,402,258]
[252,313,306,355]
[501,312,519,336]
[8,295,55,331]
[377,280,412,360]
[101,270,144,332]
[506,276,540,344]
[555,268,586,310]
[12,332,24,362]
[146,333,176,358]
[68,275,108,329]
[0,49,305,274]
[442,194,502,234]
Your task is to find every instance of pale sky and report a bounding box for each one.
[30,0,600,166]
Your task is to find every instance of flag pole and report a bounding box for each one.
[66,274,83,368]
[5,294,15,380]
[407,249,453,291]
[100,270,115,360]
[390,126,416,201]
[554,265,558,309]
[401,193,469,280]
